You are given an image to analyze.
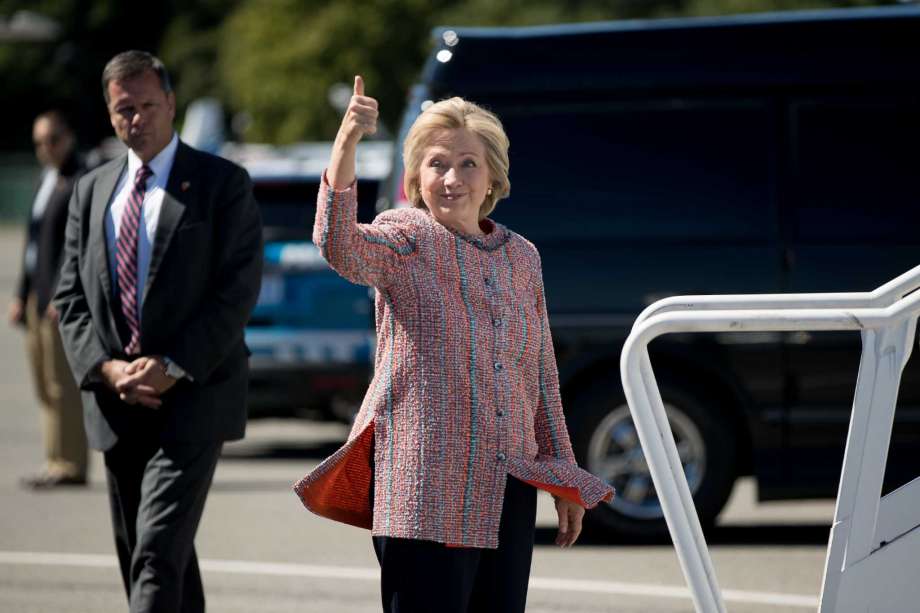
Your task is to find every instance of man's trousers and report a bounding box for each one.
[25,293,87,479]
[104,437,222,613]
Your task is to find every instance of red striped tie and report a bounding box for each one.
[116,164,152,355]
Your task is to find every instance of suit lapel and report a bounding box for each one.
[143,142,192,302]
[90,157,126,306]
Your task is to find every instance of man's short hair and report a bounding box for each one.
[102,50,172,104]
[34,109,73,134]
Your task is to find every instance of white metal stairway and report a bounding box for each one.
[619,265,920,612]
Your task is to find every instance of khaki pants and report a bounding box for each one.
[25,294,87,478]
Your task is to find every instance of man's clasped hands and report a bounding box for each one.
[99,356,177,408]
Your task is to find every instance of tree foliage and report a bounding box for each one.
[159,0,239,113]
[0,0,902,149]
[0,0,179,149]
[217,0,438,142]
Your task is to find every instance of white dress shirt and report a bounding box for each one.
[24,167,58,273]
[32,166,58,220]
[104,133,179,310]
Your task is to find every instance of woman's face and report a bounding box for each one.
[418,128,492,233]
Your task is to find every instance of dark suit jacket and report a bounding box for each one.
[16,152,85,317]
[53,141,263,451]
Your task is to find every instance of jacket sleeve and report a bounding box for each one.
[313,173,417,288]
[163,165,264,382]
[49,172,83,301]
[53,180,110,388]
[533,256,578,464]
[14,225,30,306]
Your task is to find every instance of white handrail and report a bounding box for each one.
[619,267,920,613]
[633,263,920,327]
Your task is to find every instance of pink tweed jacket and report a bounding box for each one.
[294,177,614,548]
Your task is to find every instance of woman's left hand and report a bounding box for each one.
[554,497,584,548]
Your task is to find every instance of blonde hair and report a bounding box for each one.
[402,97,510,219]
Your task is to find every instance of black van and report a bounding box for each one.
[385,6,920,539]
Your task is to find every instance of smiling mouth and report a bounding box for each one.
[441,193,466,201]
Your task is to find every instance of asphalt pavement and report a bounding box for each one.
[0,226,836,612]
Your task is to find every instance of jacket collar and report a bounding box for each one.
[89,139,196,311]
[144,140,193,301]
[435,215,510,252]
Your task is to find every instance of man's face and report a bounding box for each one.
[32,117,73,169]
[106,69,176,163]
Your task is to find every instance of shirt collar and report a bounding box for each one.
[126,132,179,186]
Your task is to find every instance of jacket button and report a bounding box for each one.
[493,318,502,327]
[496,452,506,461]
[496,409,505,417]
[494,362,503,371]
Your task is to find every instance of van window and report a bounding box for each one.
[489,100,778,243]
[790,98,920,243]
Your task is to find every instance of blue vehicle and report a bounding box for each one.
[223,141,393,420]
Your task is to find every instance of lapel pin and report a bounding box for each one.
[181,181,191,191]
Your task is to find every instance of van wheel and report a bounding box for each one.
[567,378,737,541]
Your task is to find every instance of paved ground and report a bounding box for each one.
[0,226,837,612]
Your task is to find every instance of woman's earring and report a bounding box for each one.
[487,187,493,196]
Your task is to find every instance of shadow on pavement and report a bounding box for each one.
[534,522,831,548]
[220,440,342,461]
[210,480,301,492]
[707,523,831,546]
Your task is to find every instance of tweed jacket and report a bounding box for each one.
[294,178,614,548]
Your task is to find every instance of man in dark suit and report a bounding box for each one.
[9,110,88,489]
[54,50,262,613]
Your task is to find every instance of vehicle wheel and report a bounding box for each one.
[567,377,737,541]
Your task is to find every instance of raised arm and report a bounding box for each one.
[328,76,376,189]
[314,75,417,288]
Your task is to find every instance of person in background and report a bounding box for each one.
[295,77,614,613]
[10,110,88,489]
[54,50,262,613]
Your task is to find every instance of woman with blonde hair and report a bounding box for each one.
[295,76,613,613]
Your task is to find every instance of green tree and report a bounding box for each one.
[0,0,901,150]
[218,0,439,142]
[158,1,241,114]
[0,1,188,149]
[216,0,898,143]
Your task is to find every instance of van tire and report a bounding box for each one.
[566,376,737,542]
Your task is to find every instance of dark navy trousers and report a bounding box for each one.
[372,476,538,613]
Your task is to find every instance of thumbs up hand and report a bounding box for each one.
[338,75,379,147]
[328,75,378,188]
